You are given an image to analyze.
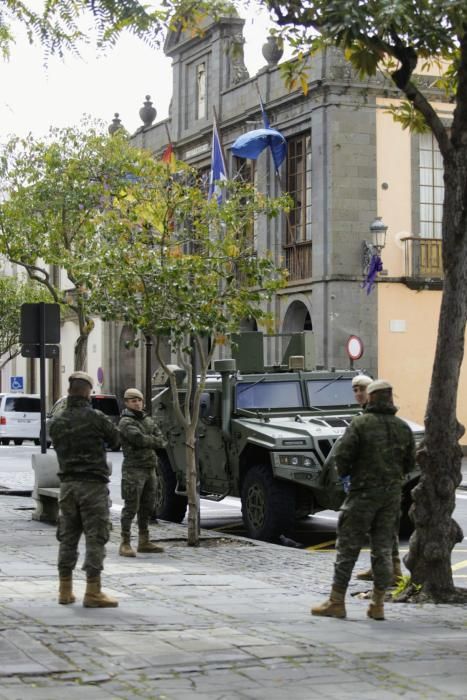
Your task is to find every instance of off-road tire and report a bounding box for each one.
[153,452,188,523]
[241,464,295,542]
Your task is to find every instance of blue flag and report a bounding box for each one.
[208,120,227,203]
[231,129,286,173]
[232,95,286,175]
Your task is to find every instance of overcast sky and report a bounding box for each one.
[0,7,282,143]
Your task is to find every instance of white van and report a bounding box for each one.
[0,393,41,445]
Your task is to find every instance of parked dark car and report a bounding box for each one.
[45,393,121,449]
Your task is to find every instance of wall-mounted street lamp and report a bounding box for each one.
[362,216,388,274]
[361,216,388,294]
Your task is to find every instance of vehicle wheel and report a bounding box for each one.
[241,464,295,542]
[153,452,188,523]
[0,439,10,445]
[13,439,23,446]
[33,439,40,446]
[399,478,418,537]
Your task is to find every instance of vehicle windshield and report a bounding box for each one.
[236,381,303,410]
[306,378,357,407]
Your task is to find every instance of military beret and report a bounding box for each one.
[367,379,393,394]
[124,388,144,400]
[352,374,373,388]
[68,371,93,388]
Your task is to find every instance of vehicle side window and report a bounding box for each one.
[91,398,120,416]
[4,397,40,412]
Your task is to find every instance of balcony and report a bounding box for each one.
[401,237,443,288]
[283,241,312,281]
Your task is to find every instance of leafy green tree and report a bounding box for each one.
[0,122,155,370]
[0,0,167,59]
[165,0,467,600]
[0,274,51,372]
[80,160,289,545]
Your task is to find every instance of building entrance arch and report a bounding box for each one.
[283,300,312,333]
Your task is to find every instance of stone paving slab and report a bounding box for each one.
[0,493,465,699]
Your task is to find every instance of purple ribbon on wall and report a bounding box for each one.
[362,254,383,295]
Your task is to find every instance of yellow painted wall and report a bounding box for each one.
[375,99,467,444]
[378,284,467,443]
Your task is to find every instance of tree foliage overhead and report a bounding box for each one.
[259,1,466,150]
[84,165,288,344]
[0,0,167,58]
[0,121,156,369]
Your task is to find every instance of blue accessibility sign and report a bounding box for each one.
[10,376,24,391]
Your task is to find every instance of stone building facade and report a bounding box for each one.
[127,13,466,435]
[6,13,462,430]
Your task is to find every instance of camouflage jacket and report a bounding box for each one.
[333,400,415,493]
[119,408,167,470]
[49,396,120,483]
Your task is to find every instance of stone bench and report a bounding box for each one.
[31,453,60,523]
[31,453,113,524]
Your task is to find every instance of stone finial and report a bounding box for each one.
[139,95,157,127]
[108,113,123,135]
[262,35,284,67]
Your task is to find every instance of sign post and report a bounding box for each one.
[20,303,60,453]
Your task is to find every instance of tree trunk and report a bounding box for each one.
[185,425,200,546]
[74,303,93,371]
[404,153,467,602]
[74,333,88,371]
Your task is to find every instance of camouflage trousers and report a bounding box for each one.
[57,480,111,578]
[333,488,402,591]
[120,467,157,536]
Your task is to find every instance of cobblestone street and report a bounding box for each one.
[0,488,466,699]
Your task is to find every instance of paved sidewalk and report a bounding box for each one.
[0,493,466,699]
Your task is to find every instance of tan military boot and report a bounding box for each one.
[367,587,385,620]
[119,535,136,558]
[311,585,346,618]
[83,576,118,608]
[58,575,76,605]
[137,530,165,553]
[392,557,403,585]
[356,567,373,581]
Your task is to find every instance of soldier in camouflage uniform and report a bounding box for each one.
[50,372,120,608]
[351,375,404,584]
[119,388,168,557]
[312,380,415,621]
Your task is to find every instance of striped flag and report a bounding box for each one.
[161,142,175,170]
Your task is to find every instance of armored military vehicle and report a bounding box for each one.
[152,332,423,541]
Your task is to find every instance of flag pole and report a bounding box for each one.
[255,81,283,187]
[254,82,295,241]
[164,122,172,146]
